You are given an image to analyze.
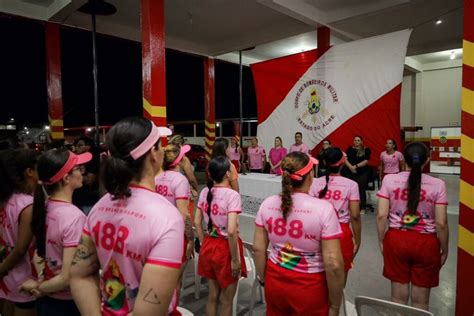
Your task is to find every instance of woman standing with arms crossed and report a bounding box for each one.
[377,142,449,311]
[268,137,287,176]
[0,148,39,316]
[379,139,405,181]
[253,152,344,316]
[70,117,184,316]
[19,149,91,315]
[344,136,372,212]
[310,148,361,283]
[194,156,247,316]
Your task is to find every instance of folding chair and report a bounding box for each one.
[355,296,433,316]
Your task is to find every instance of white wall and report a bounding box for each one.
[400,61,462,140]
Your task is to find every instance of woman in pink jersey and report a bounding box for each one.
[226,136,244,173]
[379,139,405,181]
[18,149,90,316]
[0,148,39,316]
[211,138,239,192]
[310,147,361,284]
[70,117,184,316]
[268,137,287,175]
[253,152,344,316]
[155,143,194,300]
[195,156,247,316]
[377,142,449,311]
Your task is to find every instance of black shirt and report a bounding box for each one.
[72,149,100,207]
[346,146,371,173]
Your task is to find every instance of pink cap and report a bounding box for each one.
[130,123,172,160]
[329,152,347,167]
[289,157,319,181]
[44,151,92,185]
[170,144,191,167]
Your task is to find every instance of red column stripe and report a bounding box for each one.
[205,127,216,134]
[460,203,474,232]
[462,111,474,138]
[463,65,474,90]
[465,0,474,43]
[460,158,474,186]
[456,249,474,315]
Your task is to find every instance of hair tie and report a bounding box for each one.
[412,154,420,163]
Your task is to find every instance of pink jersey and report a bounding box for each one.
[255,193,342,273]
[377,172,448,234]
[0,194,36,302]
[247,146,266,170]
[84,186,184,315]
[309,176,360,224]
[155,170,190,206]
[269,147,287,175]
[197,186,241,238]
[44,200,86,300]
[227,147,241,161]
[380,151,404,174]
[289,143,310,154]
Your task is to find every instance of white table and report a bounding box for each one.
[238,173,282,217]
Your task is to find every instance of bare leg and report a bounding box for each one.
[206,280,221,316]
[219,282,238,316]
[391,282,409,305]
[411,285,431,310]
[14,306,36,316]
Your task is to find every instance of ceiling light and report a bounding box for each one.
[450,51,455,60]
[86,127,92,132]
[216,123,220,128]
[45,125,50,130]
[435,19,442,25]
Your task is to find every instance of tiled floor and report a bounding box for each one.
[181,173,459,315]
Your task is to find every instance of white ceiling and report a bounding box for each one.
[0,0,465,60]
[410,48,463,64]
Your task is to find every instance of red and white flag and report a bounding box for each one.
[251,30,411,165]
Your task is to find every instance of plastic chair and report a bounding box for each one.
[177,306,194,316]
[355,296,433,316]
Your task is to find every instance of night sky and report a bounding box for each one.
[0,15,257,129]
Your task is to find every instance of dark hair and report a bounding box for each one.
[100,117,155,200]
[387,139,398,150]
[231,137,240,154]
[275,136,282,146]
[0,149,39,206]
[322,139,331,145]
[75,136,94,147]
[169,135,185,146]
[32,149,70,258]
[404,142,428,215]
[211,138,229,159]
[280,152,311,220]
[354,135,365,157]
[319,147,344,199]
[206,156,231,232]
[295,132,302,138]
[162,144,180,171]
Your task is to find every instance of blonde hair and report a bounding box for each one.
[163,144,180,170]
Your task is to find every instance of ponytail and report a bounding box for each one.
[206,180,214,232]
[406,159,422,215]
[101,156,135,200]
[319,171,330,199]
[403,142,429,215]
[32,184,49,258]
[281,171,293,220]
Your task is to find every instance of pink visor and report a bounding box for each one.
[289,156,319,181]
[329,152,347,167]
[44,151,92,185]
[170,144,191,167]
[130,123,172,160]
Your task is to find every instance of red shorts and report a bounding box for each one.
[383,229,441,288]
[198,237,247,288]
[340,223,354,271]
[265,261,329,315]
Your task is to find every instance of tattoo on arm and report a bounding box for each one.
[185,216,194,241]
[71,237,95,266]
[143,288,161,305]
